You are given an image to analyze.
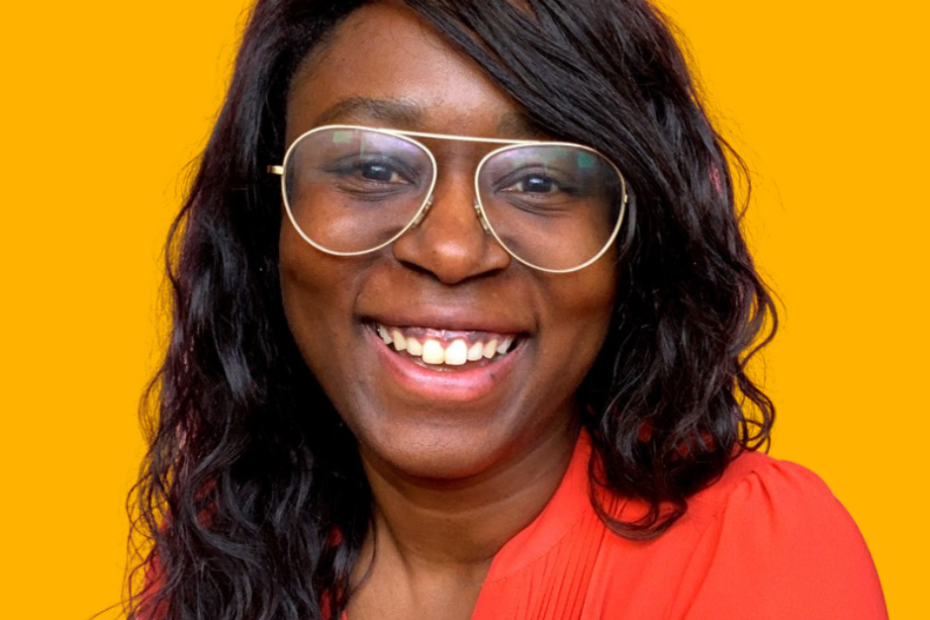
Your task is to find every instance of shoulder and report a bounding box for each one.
[687,449,849,523]
[480,442,887,619]
[667,451,888,619]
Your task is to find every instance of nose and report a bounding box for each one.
[391,169,511,284]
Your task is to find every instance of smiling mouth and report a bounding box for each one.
[372,322,519,368]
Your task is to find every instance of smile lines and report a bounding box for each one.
[374,323,516,366]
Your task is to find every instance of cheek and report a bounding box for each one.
[537,263,617,380]
[278,228,347,376]
[279,229,378,433]
[524,270,616,397]
[280,227,326,301]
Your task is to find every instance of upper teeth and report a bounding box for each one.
[375,323,515,366]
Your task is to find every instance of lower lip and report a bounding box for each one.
[368,328,523,402]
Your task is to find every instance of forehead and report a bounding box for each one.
[285,2,531,144]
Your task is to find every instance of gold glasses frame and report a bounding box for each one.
[268,124,628,274]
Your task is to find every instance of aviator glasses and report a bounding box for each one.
[269,125,628,273]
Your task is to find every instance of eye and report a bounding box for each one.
[498,169,571,198]
[360,162,405,184]
[511,174,557,194]
[323,153,421,189]
[486,164,583,216]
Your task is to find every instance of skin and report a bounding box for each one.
[279,3,617,618]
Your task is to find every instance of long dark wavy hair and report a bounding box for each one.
[127,0,776,618]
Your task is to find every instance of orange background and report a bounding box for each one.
[1,1,925,617]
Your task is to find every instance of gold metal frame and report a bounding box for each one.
[268,124,628,274]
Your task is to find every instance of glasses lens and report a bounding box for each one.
[283,127,434,254]
[477,144,624,271]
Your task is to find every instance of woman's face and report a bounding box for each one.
[280,1,616,480]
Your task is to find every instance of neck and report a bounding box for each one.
[356,422,580,577]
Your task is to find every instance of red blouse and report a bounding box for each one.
[148,433,887,619]
[464,433,887,619]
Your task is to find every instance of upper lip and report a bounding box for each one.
[356,275,534,335]
[361,305,531,337]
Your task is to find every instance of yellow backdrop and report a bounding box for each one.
[1,1,925,617]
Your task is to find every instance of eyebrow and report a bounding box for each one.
[312,97,544,139]
[495,112,545,139]
[313,97,425,128]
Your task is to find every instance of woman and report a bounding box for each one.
[129,0,887,618]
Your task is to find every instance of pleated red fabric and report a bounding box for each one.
[148,432,887,619]
[467,432,887,619]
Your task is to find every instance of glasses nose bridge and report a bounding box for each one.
[409,136,492,234]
